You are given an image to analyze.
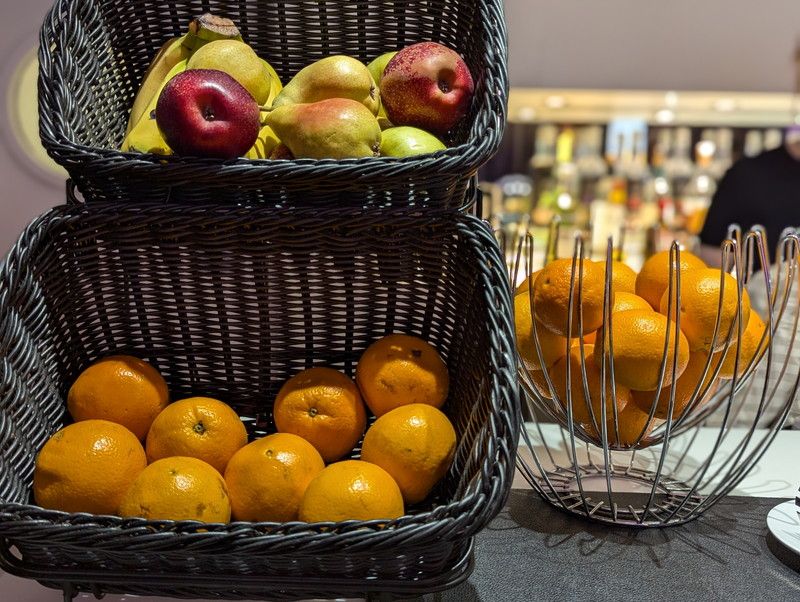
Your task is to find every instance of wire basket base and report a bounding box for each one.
[524,464,705,528]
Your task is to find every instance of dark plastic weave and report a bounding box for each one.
[0,203,519,600]
[38,0,508,208]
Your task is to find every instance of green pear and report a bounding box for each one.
[380,126,446,157]
[367,51,397,85]
[272,56,379,114]
[265,98,381,159]
[187,40,272,105]
[367,51,398,128]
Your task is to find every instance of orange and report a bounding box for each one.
[356,334,449,417]
[549,344,631,425]
[67,355,169,440]
[145,397,248,474]
[299,460,404,523]
[612,291,653,314]
[594,309,690,391]
[224,433,325,522]
[718,310,768,379]
[532,258,605,337]
[361,404,456,504]
[119,456,230,523]
[584,404,661,447]
[514,269,541,295]
[659,268,751,352]
[632,351,717,420]
[581,293,652,345]
[635,250,706,310]
[514,292,569,371]
[274,367,366,462]
[33,420,146,515]
[598,260,637,296]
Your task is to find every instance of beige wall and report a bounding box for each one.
[508,0,800,91]
[1,0,62,255]
[3,0,800,254]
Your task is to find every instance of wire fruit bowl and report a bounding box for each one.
[504,224,799,527]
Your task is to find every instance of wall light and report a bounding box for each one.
[655,109,675,124]
[544,95,567,109]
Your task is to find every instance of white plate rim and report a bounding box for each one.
[766,500,800,557]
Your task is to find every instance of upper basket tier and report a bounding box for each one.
[38,0,508,208]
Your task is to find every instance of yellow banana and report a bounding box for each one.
[245,125,281,159]
[126,36,188,134]
[122,60,188,155]
[126,13,242,134]
[121,113,172,155]
[260,58,283,108]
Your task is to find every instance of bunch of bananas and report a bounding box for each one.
[121,14,282,156]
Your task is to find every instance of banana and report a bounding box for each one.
[126,13,242,134]
[245,125,281,159]
[122,60,188,155]
[260,58,283,108]
[121,112,172,155]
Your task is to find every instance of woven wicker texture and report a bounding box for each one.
[0,203,519,599]
[38,0,508,208]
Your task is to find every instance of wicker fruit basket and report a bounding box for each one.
[38,0,508,208]
[0,202,519,600]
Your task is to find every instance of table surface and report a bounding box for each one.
[2,429,799,601]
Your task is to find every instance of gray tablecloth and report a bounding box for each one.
[428,492,800,602]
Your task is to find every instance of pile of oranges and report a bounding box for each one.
[514,250,768,446]
[33,334,456,524]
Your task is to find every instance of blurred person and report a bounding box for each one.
[699,126,800,266]
[699,127,800,429]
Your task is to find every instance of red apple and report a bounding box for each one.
[156,69,260,159]
[381,42,474,135]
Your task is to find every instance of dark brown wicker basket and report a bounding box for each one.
[0,202,519,600]
[38,0,508,208]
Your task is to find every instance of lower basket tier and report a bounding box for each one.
[8,538,474,600]
[0,202,519,598]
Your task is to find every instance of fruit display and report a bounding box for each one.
[515,252,767,447]
[33,335,457,524]
[122,13,473,160]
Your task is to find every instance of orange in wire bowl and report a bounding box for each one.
[594,309,690,392]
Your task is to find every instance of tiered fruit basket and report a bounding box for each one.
[0,204,519,599]
[39,0,508,208]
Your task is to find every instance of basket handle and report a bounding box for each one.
[65,179,83,206]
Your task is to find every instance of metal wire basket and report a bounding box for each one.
[504,223,799,527]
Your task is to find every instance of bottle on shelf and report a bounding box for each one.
[679,137,718,235]
[710,128,734,180]
[664,126,695,186]
[764,128,784,151]
[743,129,764,158]
[590,131,628,257]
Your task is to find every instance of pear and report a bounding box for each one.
[245,125,281,159]
[367,51,398,129]
[265,98,381,159]
[380,126,445,157]
[272,56,379,114]
[187,40,273,105]
[367,51,397,85]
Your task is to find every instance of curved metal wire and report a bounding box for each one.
[509,224,798,527]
